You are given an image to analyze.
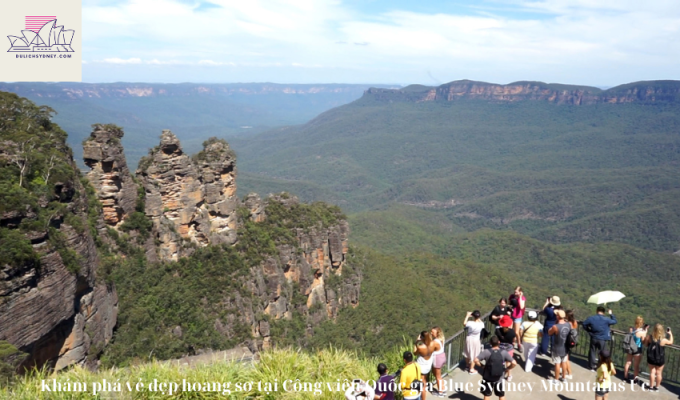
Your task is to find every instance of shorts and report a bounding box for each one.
[513,317,523,324]
[630,348,642,356]
[433,352,446,369]
[595,388,610,397]
[552,354,568,364]
[480,380,505,397]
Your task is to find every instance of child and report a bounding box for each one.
[595,349,615,400]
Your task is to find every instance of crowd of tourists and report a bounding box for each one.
[346,286,675,400]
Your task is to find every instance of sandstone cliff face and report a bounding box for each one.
[365,80,680,105]
[83,124,137,227]
[137,131,239,261]
[239,195,359,350]
[0,173,117,372]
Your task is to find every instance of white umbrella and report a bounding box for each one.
[587,291,626,305]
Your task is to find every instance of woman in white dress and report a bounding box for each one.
[463,310,485,374]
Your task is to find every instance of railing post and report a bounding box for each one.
[446,341,452,372]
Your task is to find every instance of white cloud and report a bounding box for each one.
[82,0,680,85]
[101,57,143,64]
[198,60,236,66]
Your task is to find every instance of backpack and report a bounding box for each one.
[647,339,665,366]
[566,327,579,349]
[483,349,505,382]
[622,331,638,354]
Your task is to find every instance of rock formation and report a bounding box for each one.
[136,131,239,261]
[107,130,359,352]
[1,87,361,373]
[238,194,359,350]
[83,124,137,227]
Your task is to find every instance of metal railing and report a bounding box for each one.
[569,323,680,384]
[441,308,680,385]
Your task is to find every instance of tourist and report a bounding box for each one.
[539,296,560,356]
[400,351,422,400]
[491,298,510,330]
[563,309,579,380]
[508,287,526,350]
[520,310,543,373]
[414,331,434,400]
[474,336,517,400]
[595,349,615,400]
[374,363,395,400]
[582,306,617,370]
[548,309,570,383]
[496,315,516,381]
[644,324,673,392]
[430,327,446,398]
[623,316,647,384]
[345,379,376,400]
[463,310,485,374]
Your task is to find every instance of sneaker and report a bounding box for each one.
[559,378,565,383]
[565,375,573,380]
[469,369,478,375]
[547,378,559,385]
[506,375,513,382]
[651,386,659,392]
[435,392,447,398]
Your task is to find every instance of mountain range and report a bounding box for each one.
[0,82,398,169]
[232,79,680,253]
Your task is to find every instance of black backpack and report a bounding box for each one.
[647,339,665,366]
[483,349,505,382]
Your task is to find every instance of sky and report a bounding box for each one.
[82,0,680,86]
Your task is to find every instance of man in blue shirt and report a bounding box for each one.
[582,306,617,370]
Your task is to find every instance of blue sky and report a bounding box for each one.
[82,0,680,86]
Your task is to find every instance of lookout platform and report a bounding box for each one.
[440,353,678,400]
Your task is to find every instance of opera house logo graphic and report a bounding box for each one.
[7,17,75,53]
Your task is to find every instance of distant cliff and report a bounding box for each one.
[0,83,399,100]
[364,80,680,105]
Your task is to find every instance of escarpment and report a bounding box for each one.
[0,93,117,372]
[365,79,680,105]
